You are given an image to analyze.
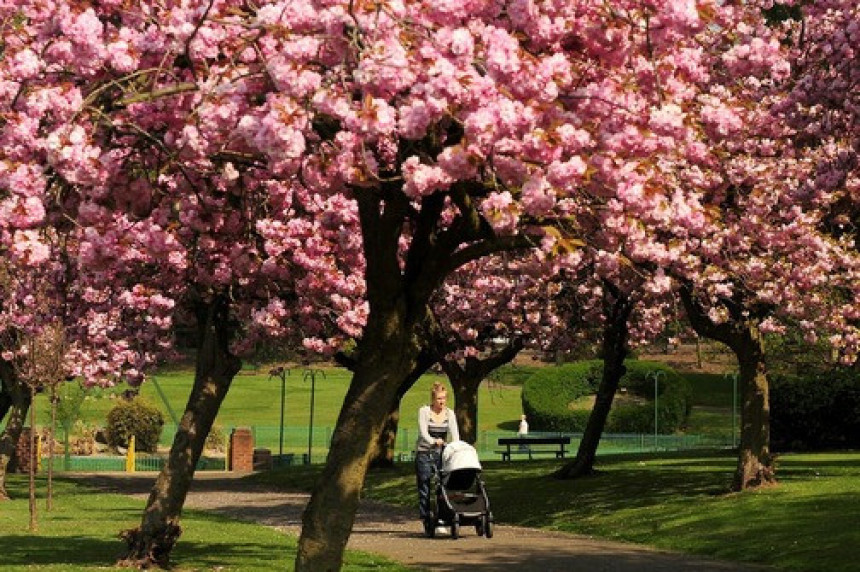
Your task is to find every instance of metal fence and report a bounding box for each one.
[41,426,733,473]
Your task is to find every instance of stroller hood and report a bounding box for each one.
[442,440,482,473]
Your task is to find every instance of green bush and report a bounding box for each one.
[521,360,691,433]
[771,370,860,452]
[205,423,227,452]
[607,361,692,434]
[105,398,165,453]
[521,361,603,432]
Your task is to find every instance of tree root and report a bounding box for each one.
[117,523,182,569]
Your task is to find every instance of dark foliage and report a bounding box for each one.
[771,370,860,452]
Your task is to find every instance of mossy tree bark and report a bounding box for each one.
[296,321,424,570]
[0,361,31,500]
[555,282,634,479]
[681,286,775,490]
[118,296,241,568]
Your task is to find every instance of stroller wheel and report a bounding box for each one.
[485,515,494,539]
[475,520,484,536]
[451,515,460,539]
[423,519,436,538]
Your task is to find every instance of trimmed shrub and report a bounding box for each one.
[105,398,165,453]
[521,360,691,433]
[608,361,692,433]
[521,361,603,432]
[771,370,860,452]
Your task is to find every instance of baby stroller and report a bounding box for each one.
[427,440,493,539]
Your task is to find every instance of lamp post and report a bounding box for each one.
[724,372,738,448]
[304,367,325,464]
[647,370,665,451]
[268,366,290,462]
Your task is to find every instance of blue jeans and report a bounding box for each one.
[415,450,441,521]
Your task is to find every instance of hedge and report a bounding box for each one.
[771,370,860,452]
[521,361,601,432]
[521,360,692,433]
[105,397,165,453]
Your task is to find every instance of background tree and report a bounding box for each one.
[653,3,860,489]
[1,1,363,565]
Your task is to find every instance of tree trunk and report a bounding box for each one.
[450,374,481,444]
[370,404,400,469]
[296,277,428,571]
[732,327,773,490]
[0,390,11,425]
[680,287,775,491]
[0,364,31,500]
[369,349,436,469]
[440,339,523,446]
[118,298,241,568]
[28,386,37,532]
[296,345,418,571]
[556,285,633,479]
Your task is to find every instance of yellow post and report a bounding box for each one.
[36,435,43,472]
[126,436,136,473]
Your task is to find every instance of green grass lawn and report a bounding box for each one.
[254,450,860,572]
[26,362,730,436]
[0,476,409,571]
[22,366,526,447]
[9,362,740,461]
[6,363,857,572]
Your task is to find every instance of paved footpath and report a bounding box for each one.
[75,473,773,572]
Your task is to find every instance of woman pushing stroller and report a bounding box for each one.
[415,381,460,537]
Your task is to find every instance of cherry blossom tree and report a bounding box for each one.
[639,2,860,490]
[0,0,726,568]
[1,1,356,565]
[430,250,575,444]
[263,2,758,568]
[9,1,858,570]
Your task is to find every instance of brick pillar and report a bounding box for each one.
[14,427,36,474]
[229,427,254,472]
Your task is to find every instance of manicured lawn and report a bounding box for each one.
[0,476,409,571]
[23,366,526,443]
[27,362,728,436]
[254,450,860,572]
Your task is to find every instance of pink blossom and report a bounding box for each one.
[480,191,520,234]
[701,100,744,138]
[10,229,50,265]
[649,104,686,137]
[402,157,453,198]
[520,175,556,216]
[9,48,41,80]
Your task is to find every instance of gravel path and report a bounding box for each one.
[73,472,772,572]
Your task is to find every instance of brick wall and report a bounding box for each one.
[229,427,254,472]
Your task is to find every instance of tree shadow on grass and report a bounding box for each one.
[0,532,292,569]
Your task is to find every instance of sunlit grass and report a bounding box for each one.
[254,450,860,572]
[23,366,525,434]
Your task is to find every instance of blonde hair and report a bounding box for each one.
[430,382,447,401]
